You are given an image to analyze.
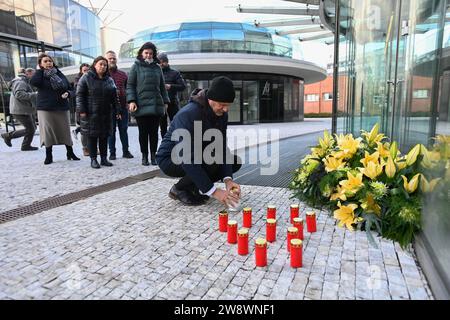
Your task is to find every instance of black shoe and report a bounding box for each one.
[91,159,101,169]
[150,152,157,165]
[169,185,205,206]
[44,147,53,165]
[123,151,134,159]
[109,153,117,160]
[21,146,38,151]
[1,133,12,147]
[101,157,113,167]
[191,188,210,202]
[142,155,150,166]
[66,146,80,161]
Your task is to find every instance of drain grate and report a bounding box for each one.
[0,169,161,225]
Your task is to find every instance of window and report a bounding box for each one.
[305,94,319,102]
[179,29,211,40]
[323,92,333,100]
[413,89,429,99]
[211,29,244,41]
[152,31,179,40]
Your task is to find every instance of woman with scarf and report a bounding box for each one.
[31,53,80,164]
[127,42,169,166]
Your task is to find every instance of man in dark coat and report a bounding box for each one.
[156,76,242,206]
[157,52,186,139]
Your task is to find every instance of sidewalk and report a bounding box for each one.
[0,118,433,300]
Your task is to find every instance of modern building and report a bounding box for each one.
[113,21,327,124]
[0,0,102,82]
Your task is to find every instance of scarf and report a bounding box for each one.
[43,68,66,91]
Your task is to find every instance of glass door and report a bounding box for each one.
[228,89,242,124]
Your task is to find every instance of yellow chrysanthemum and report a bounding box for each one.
[334,202,360,231]
[323,156,346,173]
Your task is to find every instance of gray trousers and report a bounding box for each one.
[9,114,36,148]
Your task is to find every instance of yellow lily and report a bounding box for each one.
[330,185,347,201]
[360,194,381,216]
[339,172,364,195]
[360,151,380,167]
[376,142,391,159]
[323,156,345,173]
[406,144,421,166]
[362,123,385,146]
[420,175,441,193]
[319,130,334,150]
[336,134,362,159]
[396,156,408,170]
[360,161,384,180]
[390,141,398,160]
[334,202,359,231]
[385,156,396,178]
[401,174,421,193]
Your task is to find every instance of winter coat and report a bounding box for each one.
[9,74,37,115]
[161,65,186,106]
[30,68,73,111]
[76,70,120,138]
[126,59,170,117]
[156,89,233,193]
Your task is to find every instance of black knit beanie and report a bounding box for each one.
[207,76,235,103]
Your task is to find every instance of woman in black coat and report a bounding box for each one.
[30,53,80,165]
[76,56,121,169]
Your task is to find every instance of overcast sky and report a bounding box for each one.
[78,0,333,68]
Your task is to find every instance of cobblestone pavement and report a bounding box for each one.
[0,120,330,212]
[0,177,433,300]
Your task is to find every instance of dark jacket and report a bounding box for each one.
[126,59,170,117]
[9,74,37,115]
[30,68,72,111]
[76,70,120,138]
[161,65,186,106]
[156,89,233,193]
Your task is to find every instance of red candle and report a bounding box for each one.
[243,207,252,228]
[255,238,267,267]
[293,217,304,240]
[219,210,228,233]
[266,218,277,243]
[267,205,276,220]
[290,204,299,224]
[287,227,299,252]
[237,228,249,256]
[227,220,238,244]
[306,211,317,233]
[290,239,303,268]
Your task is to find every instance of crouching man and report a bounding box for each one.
[156,76,241,206]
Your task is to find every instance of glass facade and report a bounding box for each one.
[0,0,101,81]
[333,0,450,298]
[180,73,303,124]
[119,21,294,60]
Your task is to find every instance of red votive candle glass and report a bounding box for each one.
[227,220,238,244]
[267,205,276,219]
[255,238,267,267]
[306,211,317,233]
[293,217,304,240]
[219,210,228,233]
[290,239,303,268]
[243,207,252,228]
[266,218,277,243]
[287,227,299,252]
[290,204,299,224]
[237,228,249,256]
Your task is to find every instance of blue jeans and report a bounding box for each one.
[108,109,129,155]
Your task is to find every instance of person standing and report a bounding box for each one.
[127,42,169,166]
[30,53,80,165]
[157,52,186,139]
[105,50,134,160]
[76,56,121,169]
[1,68,38,151]
[72,63,90,156]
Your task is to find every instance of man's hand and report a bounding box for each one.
[212,188,228,206]
[116,114,122,120]
[129,102,137,112]
[165,84,171,90]
[80,113,87,118]
[61,92,69,99]
[225,179,241,198]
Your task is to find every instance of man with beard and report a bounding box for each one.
[105,50,134,160]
